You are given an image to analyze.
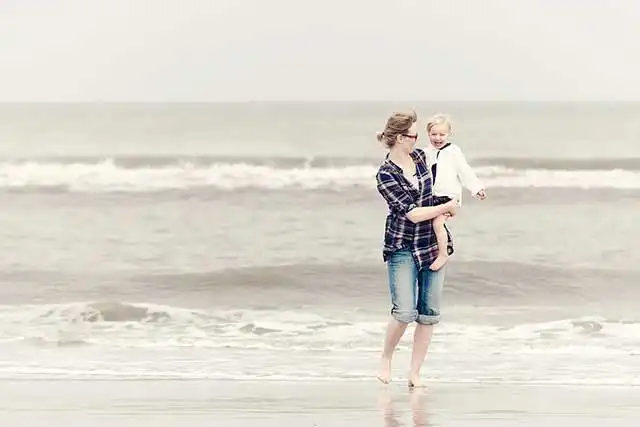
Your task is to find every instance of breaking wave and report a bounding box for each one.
[0,157,639,192]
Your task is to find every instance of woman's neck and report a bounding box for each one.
[388,149,413,168]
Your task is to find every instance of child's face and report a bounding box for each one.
[428,124,450,149]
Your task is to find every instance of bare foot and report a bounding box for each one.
[429,254,448,271]
[377,357,392,384]
[407,373,426,388]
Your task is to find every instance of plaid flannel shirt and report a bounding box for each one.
[375,148,454,270]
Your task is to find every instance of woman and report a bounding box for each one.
[375,110,457,388]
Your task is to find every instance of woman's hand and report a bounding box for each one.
[444,199,457,217]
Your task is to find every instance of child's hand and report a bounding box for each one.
[444,199,457,217]
[475,189,487,200]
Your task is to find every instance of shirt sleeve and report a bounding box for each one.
[376,170,417,215]
[454,147,484,195]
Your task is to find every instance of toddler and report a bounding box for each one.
[425,114,487,271]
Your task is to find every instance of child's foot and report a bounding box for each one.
[377,357,392,384]
[429,254,448,271]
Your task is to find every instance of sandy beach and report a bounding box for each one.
[1,380,638,426]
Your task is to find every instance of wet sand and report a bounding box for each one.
[0,379,638,426]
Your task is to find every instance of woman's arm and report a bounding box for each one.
[376,170,456,224]
[406,202,456,223]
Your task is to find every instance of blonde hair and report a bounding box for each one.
[426,114,453,134]
[376,110,417,149]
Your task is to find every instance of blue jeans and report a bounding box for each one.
[386,249,446,325]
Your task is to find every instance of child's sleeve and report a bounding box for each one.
[455,147,484,195]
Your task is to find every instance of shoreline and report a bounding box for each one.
[1,379,639,426]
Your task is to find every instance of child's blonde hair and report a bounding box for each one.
[426,114,453,134]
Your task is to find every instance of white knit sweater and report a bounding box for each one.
[425,143,484,205]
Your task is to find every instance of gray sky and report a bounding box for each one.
[1,0,638,101]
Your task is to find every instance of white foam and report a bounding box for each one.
[0,160,638,192]
[1,303,638,385]
[1,303,638,356]
[0,358,637,386]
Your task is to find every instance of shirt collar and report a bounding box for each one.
[384,150,421,173]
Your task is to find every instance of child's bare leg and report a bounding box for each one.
[429,214,449,271]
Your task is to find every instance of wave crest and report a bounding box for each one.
[1,302,639,356]
[0,159,639,192]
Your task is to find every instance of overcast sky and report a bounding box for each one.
[1,0,638,102]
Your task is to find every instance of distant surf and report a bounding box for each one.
[0,156,639,192]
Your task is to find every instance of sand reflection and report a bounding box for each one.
[379,386,431,427]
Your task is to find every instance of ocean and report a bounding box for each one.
[0,101,638,389]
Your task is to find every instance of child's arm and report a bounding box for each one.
[454,147,486,199]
